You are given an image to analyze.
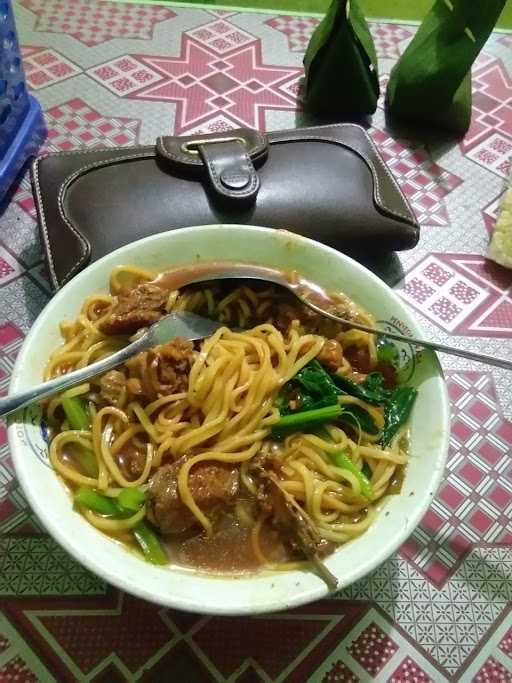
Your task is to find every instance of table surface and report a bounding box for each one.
[1,1,511,681]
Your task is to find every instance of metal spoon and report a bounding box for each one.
[1,312,224,418]
[3,262,510,418]
[152,261,512,371]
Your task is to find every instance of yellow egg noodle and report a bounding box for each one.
[46,265,409,566]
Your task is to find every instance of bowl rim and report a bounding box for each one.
[8,224,450,614]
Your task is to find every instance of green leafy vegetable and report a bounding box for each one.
[277,360,341,415]
[329,451,374,500]
[332,372,391,406]
[377,339,399,365]
[316,430,374,500]
[339,404,379,435]
[274,360,417,444]
[133,521,168,565]
[272,405,342,438]
[381,386,418,447]
[118,487,146,511]
[295,360,340,405]
[62,396,91,431]
[333,372,417,445]
[274,391,290,415]
[299,363,379,434]
[74,488,120,516]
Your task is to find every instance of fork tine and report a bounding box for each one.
[147,312,226,346]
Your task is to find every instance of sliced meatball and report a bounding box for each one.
[274,301,320,333]
[125,337,195,401]
[317,339,345,372]
[148,459,239,534]
[99,369,126,406]
[116,444,147,480]
[344,344,372,374]
[157,338,194,387]
[100,283,169,335]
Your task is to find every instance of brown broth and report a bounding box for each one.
[387,464,406,495]
[164,512,291,573]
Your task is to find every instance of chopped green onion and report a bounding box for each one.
[62,396,91,431]
[118,488,146,511]
[62,396,97,477]
[272,404,342,438]
[74,487,120,516]
[329,451,374,500]
[361,461,372,480]
[75,489,168,566]
[133,521,168,565]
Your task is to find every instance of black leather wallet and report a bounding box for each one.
[31,123,419,289]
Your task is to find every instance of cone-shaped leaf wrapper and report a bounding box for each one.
[387,0,507,135]
[303,0,379,116]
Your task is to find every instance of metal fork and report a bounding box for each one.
[0,312,224,418]
[4,261,511,418]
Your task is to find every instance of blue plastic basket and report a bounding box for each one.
[0,0,46,200]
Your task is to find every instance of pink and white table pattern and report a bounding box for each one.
[0,1,511,680]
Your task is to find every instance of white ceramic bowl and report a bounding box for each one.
[8,225,450,615]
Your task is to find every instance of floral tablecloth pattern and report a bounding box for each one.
[0,1,511,681]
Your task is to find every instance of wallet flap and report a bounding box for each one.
[157,129,268,204]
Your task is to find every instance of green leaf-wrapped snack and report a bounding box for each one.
[387,0,507,135]
[303,0,379,115]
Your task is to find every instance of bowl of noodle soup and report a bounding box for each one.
[8,225,449,614]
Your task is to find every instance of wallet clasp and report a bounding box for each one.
[156,128,269,204]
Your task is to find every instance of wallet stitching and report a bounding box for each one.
[273,134,390,214]
[47,127,414,285]
[156,137,201,165]
[57,151,153,284]
[37,145,152,160]
[272,133,413,223]
[32,158,59,289]
[271,122,416,225]
[240,148,259,197]
[305,125,417,226]
[33,146,151,288]
[363,133,418,227]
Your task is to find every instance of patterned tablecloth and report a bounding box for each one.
[0,1,511,680]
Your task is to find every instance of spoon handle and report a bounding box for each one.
[0,335,149,419]
[194,267,512,371]
[304,301,512,371]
